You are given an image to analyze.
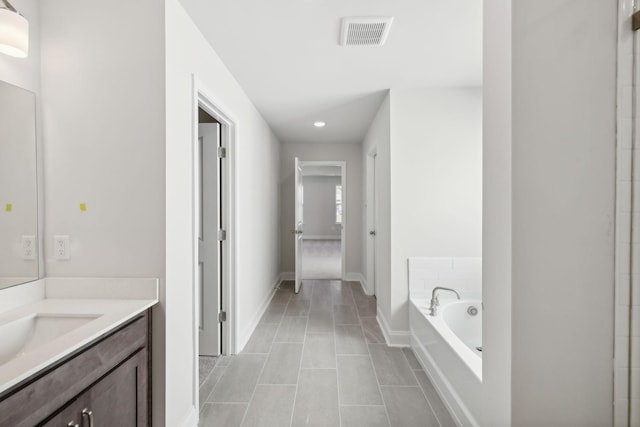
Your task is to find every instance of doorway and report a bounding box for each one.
[193,84,237,416]
[294,161,346,290]
[196,108,222,361]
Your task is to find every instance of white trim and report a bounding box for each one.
[343,272,369,294]
[194,77,238,356]
[365,147,378,297]
[411,335,477,427]
[302,235,341,240]
[236,276,280,352]
[191,75,239,417]
[377,310,410,347]
[298,160,347,280]
[177,406,198,427]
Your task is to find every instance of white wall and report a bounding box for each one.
[302,175,342,238]
[39,0,167,423]
[408,257,482,301]
[166,0,281,425]
[616,1,640,423]
[387,88,482,334]
[280,143,362,276]
[485,0,617,425]
[482,0,512,424]
[511,1,616,424]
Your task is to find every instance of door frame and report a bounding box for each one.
[366,148,377,296]
[191,76,238,411]
[298,160,347,279]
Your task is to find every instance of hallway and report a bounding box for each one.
[301,240,342,279]
[199,280,455,427]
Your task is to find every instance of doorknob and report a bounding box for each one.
[369,230,376,236]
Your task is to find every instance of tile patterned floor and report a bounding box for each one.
[199,280,456,427]
[199,356,219,386]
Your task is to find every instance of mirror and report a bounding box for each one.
[0,79,38,289]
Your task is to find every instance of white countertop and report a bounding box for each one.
[0,277,158,395]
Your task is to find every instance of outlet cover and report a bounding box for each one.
[53,235,70,260]
[22,235,36,260]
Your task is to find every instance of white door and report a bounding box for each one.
[198,123,221,356]
[367,152,377,295]
[294,157,303,293]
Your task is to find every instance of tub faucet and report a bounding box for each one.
[429,287,461,316]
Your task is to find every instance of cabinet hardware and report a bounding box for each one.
[67,422,79,427]
[82,408,94,427]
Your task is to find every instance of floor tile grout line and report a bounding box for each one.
[333,282,342,427]
[408,364,446,427]
[361,287,393,427]
[378,384,427,389]
[402,347,442,427]
[237,297,287,427]
[289,281,310,427]
[198,356,219,388]
[200,364,228,407]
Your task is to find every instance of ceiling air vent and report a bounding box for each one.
[340,17,394,47]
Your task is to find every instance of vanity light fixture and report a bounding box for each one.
[0,0,28,58]
[314,121,326,128]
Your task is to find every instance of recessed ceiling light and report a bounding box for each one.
[314,121,326,128]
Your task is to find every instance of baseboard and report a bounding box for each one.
[343,272,371,295]
[302,235,341,240]
[377,310,410,347]
[280,272,294,281]
[178,406,198,427]
[236,276,279,352]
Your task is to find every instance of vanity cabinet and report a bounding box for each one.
[0,310,151,427]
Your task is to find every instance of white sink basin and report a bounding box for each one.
[0,314,100,365]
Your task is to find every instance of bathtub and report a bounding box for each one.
[410,297,482,427]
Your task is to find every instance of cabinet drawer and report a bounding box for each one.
[0,312,149,427]
[40,350,147,427]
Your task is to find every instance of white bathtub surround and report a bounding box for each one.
[408,257,482,300]
[410,300,482,427]
[409,257,482,426]
[0,277,159,394]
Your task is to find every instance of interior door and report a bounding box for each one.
[372,153,377,296]
[198,123,221,356]
[366,152,377,296]
[294,157,303,293]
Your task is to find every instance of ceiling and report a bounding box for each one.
[178,0,482,145]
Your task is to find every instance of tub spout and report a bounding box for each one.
[429,287,461,316]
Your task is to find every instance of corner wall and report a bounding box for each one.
[484,0,617,425]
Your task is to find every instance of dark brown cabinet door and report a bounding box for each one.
[41,349,147,427]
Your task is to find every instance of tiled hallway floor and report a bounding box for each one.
[199,280,456,427]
